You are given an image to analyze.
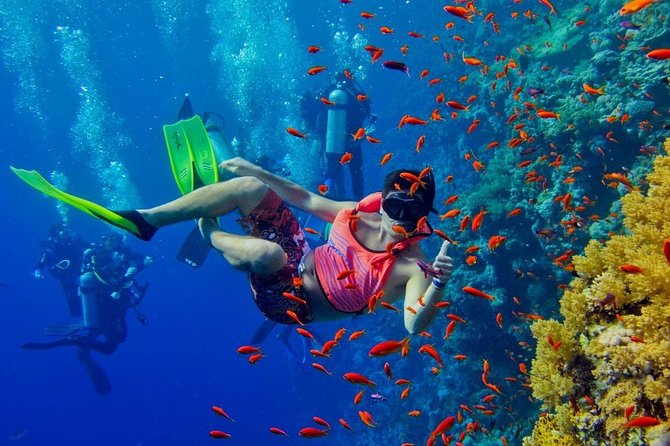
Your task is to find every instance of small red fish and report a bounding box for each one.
[298,427,329,438]
[212,406,235,422]
[619,264,643,274]
[463,286,494,300]
[269,427,289,436]
[343,372,376,387]
[624,416,660,428]
[307,65,327,76]
[209,430,231,439]
[286,127,307,138]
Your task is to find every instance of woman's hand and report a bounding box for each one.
[219,157,264,178]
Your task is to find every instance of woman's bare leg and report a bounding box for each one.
[198,218,287,275]
[139,176,269,228]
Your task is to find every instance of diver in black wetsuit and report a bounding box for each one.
[23,233,152,395]
[33,224,86,317]
[300,71,375,200]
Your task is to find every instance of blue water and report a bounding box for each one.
[2,0,669,445]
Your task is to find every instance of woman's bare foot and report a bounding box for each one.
[198,218,220,247]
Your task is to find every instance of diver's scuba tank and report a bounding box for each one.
[79,272,104,330]
[203,112,235,163]
[325,88,348,156]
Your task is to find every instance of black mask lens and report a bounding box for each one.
[382,193,428,222]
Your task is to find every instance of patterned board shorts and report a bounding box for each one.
[237,189,313,325]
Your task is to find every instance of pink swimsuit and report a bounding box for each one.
[313,192,431,313]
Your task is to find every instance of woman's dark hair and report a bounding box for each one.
[382,168,436,211]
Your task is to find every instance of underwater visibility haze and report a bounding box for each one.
[1,0,669,445]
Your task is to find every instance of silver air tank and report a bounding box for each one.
[79,272,103,329]
[325,89,348,154]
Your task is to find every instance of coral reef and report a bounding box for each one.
[525,139,670,446]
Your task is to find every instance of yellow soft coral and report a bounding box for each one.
[522,415,582,446]
[524,138,670,446]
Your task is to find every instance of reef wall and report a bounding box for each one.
[524,138,670,446]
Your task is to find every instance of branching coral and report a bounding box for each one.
[524,138,670,446]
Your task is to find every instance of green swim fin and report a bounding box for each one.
[164,113,220,268]
[10,167,146,239]
[163,115,218,195]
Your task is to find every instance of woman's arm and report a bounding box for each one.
[220,157,357,222]
[403,242,452,334]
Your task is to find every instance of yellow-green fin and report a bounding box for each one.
[163,115,218,195]
[10,167,142,238]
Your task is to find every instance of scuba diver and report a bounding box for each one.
[33,224,86,317]
[300,71,375,200]
[23,233,152,395]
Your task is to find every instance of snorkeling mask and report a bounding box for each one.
[382,192,431,222]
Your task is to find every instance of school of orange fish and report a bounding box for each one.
[210,0,669,443]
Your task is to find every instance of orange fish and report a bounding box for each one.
[287,127,307,138]
[336,269,356,280]
[369,337,410,357]
[379,152,393,166]
[282,291,307,305]
[339,418,354,431]
[340,152,353,165]
[296,327,315,340]
[349,329,366,341]
[444,320,456,339]
[418,344,444,367]
[344,372,376,387]
[416,135,426,153]
[620,0,657,15]
[496,312,503,328]
[471,208,487,231]
[307,65,327,76]
[446,100,469,111]
[307,46,320,53]
[318,184,329,195]
[269,427,289,436]
[537,110,560,120]
[624,416,661,428]
[404,116,428,125]
[583,83,606,95]
[311,362,333,375]
[236,345,261,355]
[298,427,329,438]
[444,5,474,22]
[647,48,670,60]
[358,410,378,428]
[286,309,305,325]
[209,430,232,439]
[462,286,494,300]
[619,264,643,274]
[352,127,366,141]
[212,406,236,422]
[488,235,507,251]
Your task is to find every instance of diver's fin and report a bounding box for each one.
[250,319,278,345]
[44,322,83,337]
[163,115,218,196]
[164,108,219,268]
[10,168,156,241]
[77,349,112,395]
[176,226,211,268]
[182,115,219,188]
[177,94,195,120]
[163,119,196,196]
[22,338,79,350]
